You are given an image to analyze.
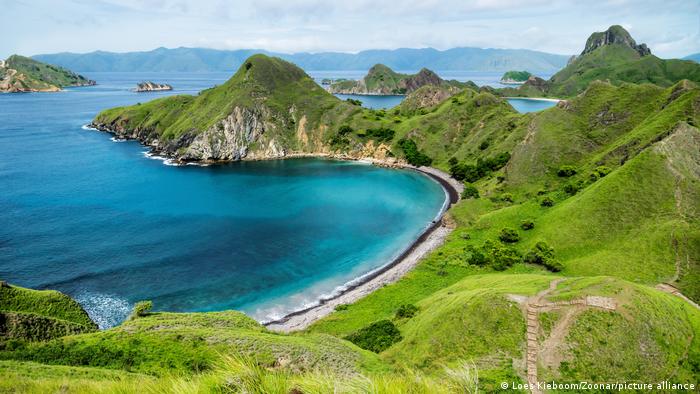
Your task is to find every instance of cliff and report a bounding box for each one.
[328,64,467,95]
[0,55,95,93]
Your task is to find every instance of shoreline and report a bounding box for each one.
[504,96,561,103]
[264,165,461,332]
[85,123,463,332]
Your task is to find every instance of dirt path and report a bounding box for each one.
[522,279,618,394]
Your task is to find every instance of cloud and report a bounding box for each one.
[1,0,698,58]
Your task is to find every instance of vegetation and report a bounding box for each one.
[1,55,94,92]
[344,320,403,353]
[500,70,532,83]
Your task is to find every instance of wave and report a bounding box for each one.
[142,151,182,166]
[74,291,132,329]
[81,124,97,131]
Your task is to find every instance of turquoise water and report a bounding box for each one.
[333,93,405,109]
[0,72,446,328]
[506,98,558,113]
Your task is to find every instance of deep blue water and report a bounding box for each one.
[505,98,558,113]
[0,72,446,328]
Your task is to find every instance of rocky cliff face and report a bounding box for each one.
[581,25,651,57]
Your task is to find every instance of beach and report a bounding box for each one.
[265,165,462,332]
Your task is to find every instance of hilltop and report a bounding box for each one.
[327,64,467,95]
[0,55,95,93]
[503,25,700,97]
[500,70,532,84]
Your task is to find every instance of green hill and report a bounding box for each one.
[500,70,532,84]
[0,55,95,93]
[0,283,97,341]
[328,64,468,95]
[503,25,700,97]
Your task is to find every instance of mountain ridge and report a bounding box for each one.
[33,46,570,73]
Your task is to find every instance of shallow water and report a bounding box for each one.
[0,72,445,328]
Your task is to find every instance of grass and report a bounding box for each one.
[4,54,93,90]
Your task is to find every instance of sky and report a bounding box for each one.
[2,0,699,59]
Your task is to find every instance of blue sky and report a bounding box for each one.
[2,0,699,58]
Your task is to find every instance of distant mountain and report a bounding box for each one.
[0,55,95,93]
[685,53,700,63]
[33,47,569,73]
[327,64,470,95]
[504,25,700,97]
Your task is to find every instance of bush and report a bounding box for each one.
[499,228,520,243]
[523,242,563,272]
[479,140,490,150]
[467,241,520,271]
[563,182,580,195]
[540,197,554,207]
[450,152,510,182]
[590,165,612,181]
[344,320,402,353]
[521,220,535,230]
[462,184,480,199]
[448,157,458,166]
[500,193,513,202]
[334,304,349,311]
[398,139,432,167]
[338,125,353,135]
[557,165,577,177]
[395,304,419,319]
[346,98,362,106]
[364,127,395,142]
[129,300,152,320]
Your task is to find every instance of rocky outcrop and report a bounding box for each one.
[581,25,651,57]
[180,106,283,161]
[135,81,173,92]
[399,85,460,113]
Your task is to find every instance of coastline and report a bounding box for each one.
[264,164,462,332]
[504,96,561,102]
[85,122,463,332]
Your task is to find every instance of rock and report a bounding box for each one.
[135,81,173,92]
[581,25,651,57]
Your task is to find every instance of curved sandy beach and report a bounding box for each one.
[265,165,462,332]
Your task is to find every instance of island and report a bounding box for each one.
[0,55,95,93]
[327,64,474,95]
[499,70,532,84]
[135,81,173,92]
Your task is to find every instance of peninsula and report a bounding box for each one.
[0,55,95,93]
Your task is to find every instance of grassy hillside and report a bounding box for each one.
[0,55,94,93]
[500,70,532,83]
[0,283,97,341]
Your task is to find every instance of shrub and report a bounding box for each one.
[521,220,535,230]
[498,228,520,243]
[523,242,563,272]
[540,197,554,207]
[589,165,612,181]
[563,182,580,195]
[479,140,490,150]
[448,157,458,166]
[344,320,402,353]
[557,165,577,177]
[462,184,480,199]
[128,300,152,320]
[398,139,432,167]
[338,125,353,135]
[395,304,419,319]
[500,193,513,202]
[467,240,520,271]
[364,127,395,141]
[346,98,362,106]
[334,304,349,311]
